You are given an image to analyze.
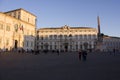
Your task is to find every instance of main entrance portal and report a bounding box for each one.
[64,43,68,52]
[14,40,18,49]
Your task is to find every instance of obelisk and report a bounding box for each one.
[96,16,103,51]
[97,16,101,42]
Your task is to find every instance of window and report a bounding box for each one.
[84,35,87,39]
[6,25,10,31]
[31,42,33,47]
[55,45,57,49]
[26,41,29,47]
[14,12,16,18]
[54,35,57,39]
[41,36,43,40]
[58,35,62,39]
[28,18,29,22]
[92,35,96,39]
[6,39,9,46]
[18,15,20,19]
[76,45,78,50]
[41,45,43,49]
[49,35,52,39]
[18,12,20,19]
[75,35,78,39]
[79,35,82,39]
[14,24,18,32]
[88,35,91,39]
[22,42,24,47]
[37,35,39,40]
[64,35,67,39]
[0,23,3,30]
[79,30,82,32]
[50,45,52,50]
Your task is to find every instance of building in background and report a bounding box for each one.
[37,25,98,52]
[0,8,37,51]
[101,36,120,52]
[1,8,120,52]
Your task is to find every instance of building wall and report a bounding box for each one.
[37,25,98,52]
[102,36,120,52]
[4,8,36,25]
[0,9,36,51]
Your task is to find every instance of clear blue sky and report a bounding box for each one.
[0,0,120,37]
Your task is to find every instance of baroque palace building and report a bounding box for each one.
[0,8,37,51]
[1,8,120,52]
[37,25,98,52]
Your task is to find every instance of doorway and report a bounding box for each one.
[14,40,18,49]
[64,43,68,52]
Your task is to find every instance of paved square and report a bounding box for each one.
[0,52,120,80]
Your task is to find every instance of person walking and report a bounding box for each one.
[82,50,87,61]
[78,49,82,61]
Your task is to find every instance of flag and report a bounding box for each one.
[19,24,24,33]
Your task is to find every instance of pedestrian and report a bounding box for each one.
[82,50,87,61]
[78,49,82,61]
[57,50,59,55]
[112,48,116,56]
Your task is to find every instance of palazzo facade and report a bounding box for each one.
[37,25,98,52]
[0,8,36,51]
[101,36,120,52]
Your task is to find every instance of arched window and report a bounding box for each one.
[88,34,91,39]
[59,35,63,39]
[69,34,72,39]
[54,35,57,39]
[64,35,67,39]
[79,35,82,39]
[84,35,87,39]
[41,36,43,40]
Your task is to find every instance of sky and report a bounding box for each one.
[0,0,120,37]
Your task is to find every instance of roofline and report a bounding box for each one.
[38,26,96,30]
[103,35,120,39]
[4,8,37,17]
[0,12,35,26]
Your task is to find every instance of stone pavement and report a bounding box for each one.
[0,52,120,80]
